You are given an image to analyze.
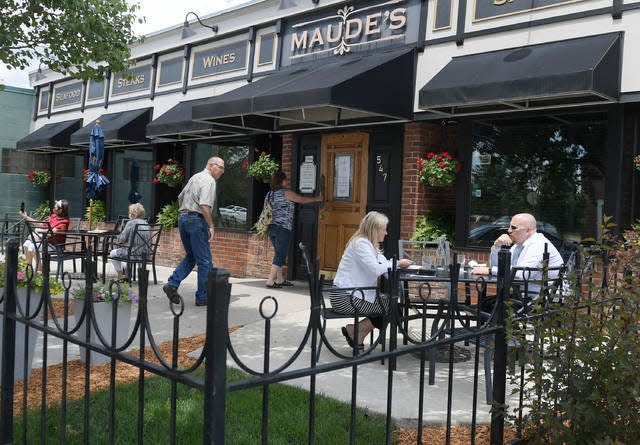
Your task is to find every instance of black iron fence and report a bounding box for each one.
[1,236,599,444]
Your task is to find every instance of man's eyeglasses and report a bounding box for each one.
[213,163,225,171]
[509,225,519,231]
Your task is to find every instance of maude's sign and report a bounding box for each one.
[474,0,586,21]
[52,82,83,108]
[282,0,420,63]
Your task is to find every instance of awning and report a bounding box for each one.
[419,33,621,117]
[16,119,83,153]
[145,98,249,141]
[192,48,416,133]
[70,108,153,148]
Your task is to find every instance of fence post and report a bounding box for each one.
[0,238,19,443]
[203,267,231,445]
[490,248,511,445]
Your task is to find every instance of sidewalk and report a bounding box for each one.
[32,261,515,425]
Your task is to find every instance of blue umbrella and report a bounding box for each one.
[86,121,110,199]
[128,160,141,204]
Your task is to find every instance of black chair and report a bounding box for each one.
[24,220,85,280]
[105,223,163,284]
[299,242,388,360]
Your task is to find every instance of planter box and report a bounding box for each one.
[72,300,132,366]
[0,287,41,380]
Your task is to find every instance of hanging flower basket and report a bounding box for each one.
[153,159,184,187]
[26,170,51,188]
[246,151,279,183]
[417,151,460,187]
[634,154,640,172]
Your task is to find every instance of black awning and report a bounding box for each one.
[70,108,153,148]
[16,119,83,153]
[192,48,416,133]
[419,33,621,117]
[146,98,249,141]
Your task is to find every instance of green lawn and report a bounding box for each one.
[14,368,394,444]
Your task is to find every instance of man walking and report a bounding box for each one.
[163,156,225,306]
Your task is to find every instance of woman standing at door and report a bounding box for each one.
[265,170,322,288]
[332,211,412,348]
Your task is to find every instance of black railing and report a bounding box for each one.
[2,237,601,444]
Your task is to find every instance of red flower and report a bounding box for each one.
[153,177,159,185]
[427,152,435,160]
[154,164,160,171]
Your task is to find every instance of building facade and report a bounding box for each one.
[17,0,640,278]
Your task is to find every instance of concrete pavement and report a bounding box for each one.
[30,259,519,425]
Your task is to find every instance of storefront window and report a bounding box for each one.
[468,120,606,256]
[192,143,249,229]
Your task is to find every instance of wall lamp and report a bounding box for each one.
[181,11,218,39]
[34,63,46,81]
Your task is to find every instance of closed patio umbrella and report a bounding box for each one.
[86,120,110,228]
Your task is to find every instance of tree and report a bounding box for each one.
[0,0,143,84]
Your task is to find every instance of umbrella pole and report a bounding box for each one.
[89,199,93,230]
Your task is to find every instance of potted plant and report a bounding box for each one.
[417,151,460,187]
[0,257,63,379]
[26,169,51,188]
[246,152,279,183]
[84,199,106,230]
[153,159,185,187]
[155,201,179,228]
[71,281,137,366]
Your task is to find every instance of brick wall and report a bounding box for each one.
[400,122,457,240]
[155,227,275,278]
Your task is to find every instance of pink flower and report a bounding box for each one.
[16,271,25,281]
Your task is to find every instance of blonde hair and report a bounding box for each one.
[128,203,146,219]
[347,211,389,251]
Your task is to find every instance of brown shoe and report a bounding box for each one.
[163,284,181,304]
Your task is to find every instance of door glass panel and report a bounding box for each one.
[333,153,353,201]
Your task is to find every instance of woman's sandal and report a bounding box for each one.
[277,280,294,287]
[341,327,365,350]
[265,282,281,289]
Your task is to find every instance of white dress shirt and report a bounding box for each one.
[333,237,393,303]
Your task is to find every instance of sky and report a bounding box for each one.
[0,0,248,88]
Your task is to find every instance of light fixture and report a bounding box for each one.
[34,63,46,81]
[278,0,297,10]
[181,11,218,39]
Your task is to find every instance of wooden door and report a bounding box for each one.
[317,132,369,275]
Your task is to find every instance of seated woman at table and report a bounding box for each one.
[19,199,70,267]
[109,203,149,283]
[332,211,412,349]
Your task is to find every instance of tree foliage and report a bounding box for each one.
[0,0,143,82]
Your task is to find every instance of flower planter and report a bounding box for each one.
[73,299,132,366]
[0,287,42,380]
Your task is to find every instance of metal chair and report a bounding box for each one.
[24,220,85,280]
[106,223,163,284]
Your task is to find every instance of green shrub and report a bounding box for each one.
[510,216,640,444]
[155,201,179,228]
[412,211,454,243]
[33,200,51,220]
[85,200,106,229]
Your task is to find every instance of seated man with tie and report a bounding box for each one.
[473,213,564,307]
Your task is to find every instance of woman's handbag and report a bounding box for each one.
[253,192,273,237]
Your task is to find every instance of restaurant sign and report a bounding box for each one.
[474,0,587,21]
[112,65,151,96]
[192,41,248,79]
[52,82,83,109]
[282,0,420,64]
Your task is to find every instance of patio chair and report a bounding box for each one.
[105,223,162,284]
[299,242,389,360]
[24,220,85,280]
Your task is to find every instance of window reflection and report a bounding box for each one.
[468,120,606,257]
